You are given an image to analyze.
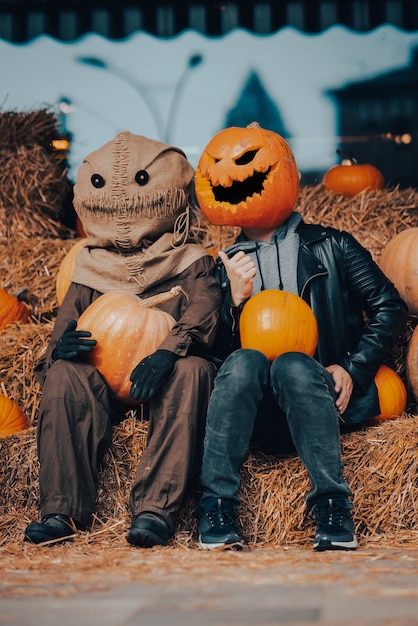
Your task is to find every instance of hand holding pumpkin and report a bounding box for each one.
[53,319,97,361]
[219,250,256,307]
[130,349,179,401]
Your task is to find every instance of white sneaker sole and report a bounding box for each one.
[314,537,358,551]
[199,536,243,551]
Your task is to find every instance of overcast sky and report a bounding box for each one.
[1,24,418,180]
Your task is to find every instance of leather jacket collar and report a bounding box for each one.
[296,222,329,299]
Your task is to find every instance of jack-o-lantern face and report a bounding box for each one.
[195,122,300,229]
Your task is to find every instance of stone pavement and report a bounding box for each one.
[2,545,418,625]
[2,578,418,626]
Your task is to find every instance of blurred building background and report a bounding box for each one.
[326,45,418,188]
[1,0,418,188]
[0,0,417,41]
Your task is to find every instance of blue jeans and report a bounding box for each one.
[199,349,352,510]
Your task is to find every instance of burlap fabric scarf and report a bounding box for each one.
[72,131,208,294]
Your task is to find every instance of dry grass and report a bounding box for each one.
[297,184,418,260]
[0,237,78,320]
[0,109,59,149]
[0,108,74,239]
[3,413,418,547]
[3,539,418,600]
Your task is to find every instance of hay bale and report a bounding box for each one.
[0,109,74,239]
[297,185,418,262]
[0,427,39,536]
[2,414,418,549]
[0,109,59,150]
[1,184,418,552]
[0,235,79,319]
[0,321,52,423]
[0,144,73,239]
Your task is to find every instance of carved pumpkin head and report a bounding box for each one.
[195,122,300,229]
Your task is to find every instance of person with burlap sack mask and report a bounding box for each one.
[24,131,222,547]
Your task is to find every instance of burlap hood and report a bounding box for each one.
[72,131,208,293]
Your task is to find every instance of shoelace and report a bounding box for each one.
[206,503,237,530]
[313,502,351,528]
[203,501,251,551]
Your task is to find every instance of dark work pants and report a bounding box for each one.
[37,356,215,532]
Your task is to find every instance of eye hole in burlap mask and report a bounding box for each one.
[135,170,149,186]
[91,174,105,189]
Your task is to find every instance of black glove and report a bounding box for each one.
[130,349,179,401]
[52,319,97,361]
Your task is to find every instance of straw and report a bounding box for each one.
[0,121,418,583]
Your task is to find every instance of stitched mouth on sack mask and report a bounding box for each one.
[212,168,270,204]
[76,188,185,218]
[77,203,135,217]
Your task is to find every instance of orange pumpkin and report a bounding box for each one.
[0,394,29,437]
[406,325,418,404]
[239,289,318,361]
[0,288,30,332]
[77,289,177,405]
[56,238,88,306]
[368,365,407,425]
[323,155,384,197]
[379,228,418,316]
[195,122,300,229]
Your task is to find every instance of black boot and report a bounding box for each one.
[126,512,172,548]
[24,514,83,545]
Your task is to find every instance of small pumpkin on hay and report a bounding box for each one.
[379,227,418,316]
[0,287,30,332]
[323,151,385,197]
[367,365,407,425]
[0,394,29,437]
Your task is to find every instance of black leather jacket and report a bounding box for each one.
[212,220,408,422]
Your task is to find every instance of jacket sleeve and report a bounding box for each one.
[337,231,408,390]
[206,261,244,361]
[33,282,97,385]
[157,256,222,357]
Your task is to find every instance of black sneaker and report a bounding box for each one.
[198,498,244,550]
[311,498,358,551]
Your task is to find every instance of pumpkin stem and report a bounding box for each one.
[336,149,357,165]
[247,121,260,128]
[141,285,187,308]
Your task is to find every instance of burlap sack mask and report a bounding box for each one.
[72,131,208,294]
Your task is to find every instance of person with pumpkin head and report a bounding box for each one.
[194,122,408,551]
[24,131,222,547]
